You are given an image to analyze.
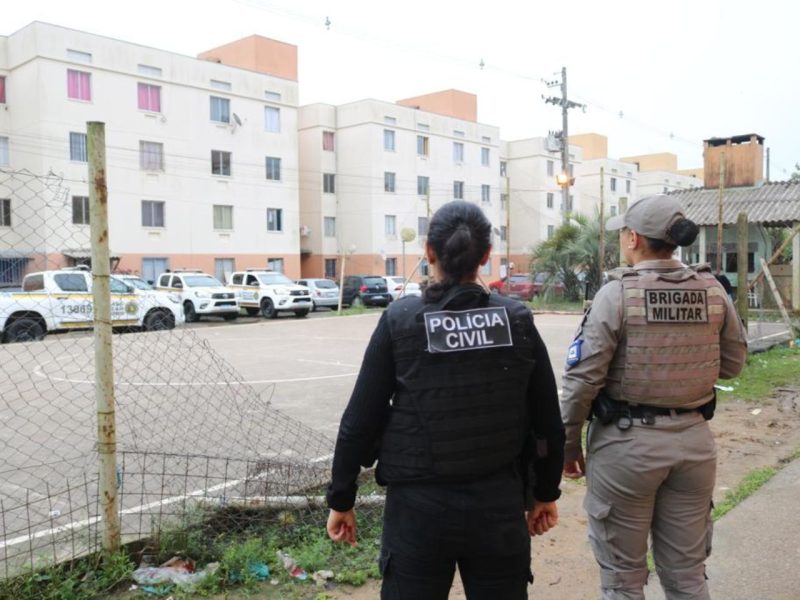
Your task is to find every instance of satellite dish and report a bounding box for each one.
[401,227,416,243]
[232,113,243,126]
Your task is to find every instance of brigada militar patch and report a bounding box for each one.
[644,289,708,323]
[424,307,513,353]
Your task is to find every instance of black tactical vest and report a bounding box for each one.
[376,284,537,484]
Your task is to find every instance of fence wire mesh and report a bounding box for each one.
[0,167,370,580]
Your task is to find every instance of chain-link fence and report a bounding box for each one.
[0,166,371,580]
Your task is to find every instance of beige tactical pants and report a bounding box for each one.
[584,411,716,600]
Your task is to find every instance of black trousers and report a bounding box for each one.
[379,468,533,600]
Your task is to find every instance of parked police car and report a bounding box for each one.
[228,270,312,318]
[156,270,239,322]
[0,266,183,343]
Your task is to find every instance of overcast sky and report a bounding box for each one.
[5,0,798,176]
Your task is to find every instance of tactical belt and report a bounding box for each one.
[592,393,716,428]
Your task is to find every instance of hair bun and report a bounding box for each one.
[668,218,699,247]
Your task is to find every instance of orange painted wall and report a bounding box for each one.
[396,90,477,122]
[568,133,608,160]
[198,35,298,81]
[619,152,678,172]
[114,254,302,280]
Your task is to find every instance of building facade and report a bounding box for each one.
[0,22,301,283]
[298,91,505,281]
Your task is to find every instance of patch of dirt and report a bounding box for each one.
[324,395,800,600]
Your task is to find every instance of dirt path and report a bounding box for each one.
[325,394,800,599]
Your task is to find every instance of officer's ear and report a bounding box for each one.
[425,243,437,265]
[479,245,492,266]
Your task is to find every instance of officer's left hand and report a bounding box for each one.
[527,501,559,536]
[327,509,358,547]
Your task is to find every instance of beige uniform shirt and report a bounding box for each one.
[560,259,748,462]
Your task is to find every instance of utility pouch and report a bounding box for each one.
[699,391,717,421]
[591,394,617,425]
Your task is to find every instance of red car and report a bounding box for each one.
[488,273,564,301]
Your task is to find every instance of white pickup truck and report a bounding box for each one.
[0,267,184,343]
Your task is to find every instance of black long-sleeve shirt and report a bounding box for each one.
[327,308,565,512]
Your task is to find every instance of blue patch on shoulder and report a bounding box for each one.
[566,339,583,367]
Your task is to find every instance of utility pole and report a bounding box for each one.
[505,176,511,281]
[599,167,605,292]
[716,153,726,275]
[543,67,585,225]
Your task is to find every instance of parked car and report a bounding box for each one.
[341,275,392,308]
[116,274,154,291]
[0,266,183,342]
[228,270,312,318]
[156,270,239,322]
[488,273,565,301]
[382,276,422,301]
[296,277,341,311]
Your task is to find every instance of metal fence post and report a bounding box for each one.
[736,212,748,327]
[88,121,120,552]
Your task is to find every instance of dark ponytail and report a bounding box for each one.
[644,217,699,253]
[424,201,491,302]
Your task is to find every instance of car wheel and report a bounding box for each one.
[4,318,45,343]
[261,298,277,319]
[245,307,260,317]
[183,301,199,323]
[294,309,309,319]
[223,313,238,321]
[310,300,317,312]
[352,295,363,308]
[144,309,174,331]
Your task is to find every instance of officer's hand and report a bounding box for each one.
[563,453,586,480]
[327,509,358,547]
[527,501,559,536]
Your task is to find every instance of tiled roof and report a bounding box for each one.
[668,181,800,226]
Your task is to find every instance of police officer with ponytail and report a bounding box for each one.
[326,201,565,599]
[561,195,748,599]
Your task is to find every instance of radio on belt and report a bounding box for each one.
[424,307,513,353]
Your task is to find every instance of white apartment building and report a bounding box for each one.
[620,152,703,197]
[0,22,301,283]
[298,90,504,281]
[500,137,583,272]
[569,134,637,219]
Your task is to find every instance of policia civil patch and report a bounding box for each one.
[424,307,513,353]
[644,289,708,323]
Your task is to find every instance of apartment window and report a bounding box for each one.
[547,225,555,239]
[481,184,491,203]
[268,258,284,272]
[417,135,429,157]
[0,76,5,103]
[453,142,464,163]
[210,96,230,123]
[481,147,490,166]
[211,150,231,176]
[0,199,9,227]
[141,200,165,227]
[384,116,397,125]
[626,180,631,194]
[324,216,336,237]
[265,156,281,181]
[137,64,162,77]
[69,132,88,162]
[417,123,429,131]
[0,137,8,166]
[323,131,335,151]
[500,225,507,242]
[500,161,507,176]
[610,177,617,192]
[663,187,668,193]
[418,216,429,236]
[547,192,554,209]
[214,258,235,283]
[501,193,508,208]
[324,258,337,278]
[569,164,574,177]
[547,160,554,177]
[72,196,90,225]
[67,69,91,101]
[213,204,233,230]
[417,176,429,196]
[385,215,397,236]
[266,208,283,232]
[265,106,281,132]
[141,258,168,284]
[210,79,231,91]
[453,180,464,200]
[567,195,574,211]
[610,205,617,216]
[420,259,429,277]
[139,141,164,171]
[265,90,281,101]
[385,258,397,276]
[454,130,465,137]
[323,173,336,193]
[137,83,161,112]
[384,172,396,193]
[384,129,396,151]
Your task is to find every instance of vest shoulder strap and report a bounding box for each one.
[607,267,638,282]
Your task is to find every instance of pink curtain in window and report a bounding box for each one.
[67,70,80,99]
[137,83,149,110]
[0,77,5,104]
[68,70,90,101]
[138,83,160,111]
[149,86,161,112]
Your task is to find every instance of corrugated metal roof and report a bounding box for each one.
[668,181,800,226]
